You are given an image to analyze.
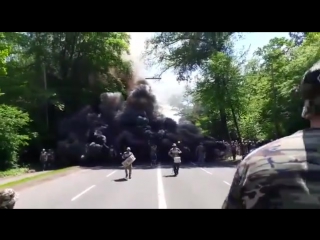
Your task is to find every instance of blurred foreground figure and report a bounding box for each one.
[0,189,18,209]
[222,61,320,209]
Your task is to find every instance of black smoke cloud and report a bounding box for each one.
[55,78,226,165]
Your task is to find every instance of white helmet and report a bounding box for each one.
[172,143,176,147]
[126,147,131,151]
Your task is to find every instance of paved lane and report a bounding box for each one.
[15,168,117,208]
[15,164,235,209]
[161,164,235,208]
[68,167,159,209]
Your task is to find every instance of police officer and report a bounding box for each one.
[150,144,157,167]
[121,147,134,179]
[196,142,206,166]
[109,145,117,162]
[40,149,48,171]
[222,61,320,209]
[168,143,182,176]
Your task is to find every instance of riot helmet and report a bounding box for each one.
[300,61,320,119]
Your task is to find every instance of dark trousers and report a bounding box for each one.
[232,151,236,161]
[173,163,180,174]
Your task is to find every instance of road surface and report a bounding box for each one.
[15,163,236,209]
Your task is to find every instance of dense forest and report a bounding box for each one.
[0,32,132,172]
[0,32,317,174]
[145,32,316,141]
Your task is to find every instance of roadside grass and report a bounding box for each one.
[0,167,75,190]
[0,168,29,178]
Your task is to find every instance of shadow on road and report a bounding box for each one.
[79,161,238,172]
[113,178,128,182]
[163,174,176,178]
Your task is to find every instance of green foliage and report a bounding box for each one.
[0,167,29,178]
[0,32,10,76]
[0,32,132,170]
[147,32,320,140]
[144,32,234,81]
[0,104,33,169]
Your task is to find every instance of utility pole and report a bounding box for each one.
[43,63,49,129]
[145,77,162,80]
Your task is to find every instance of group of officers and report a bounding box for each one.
[120,141,206,179]
[39,149,55,170]
[2,61,320,209]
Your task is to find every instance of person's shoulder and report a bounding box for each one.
[241,134,305,165]
[235,134,306,186]
[235,131,320,209]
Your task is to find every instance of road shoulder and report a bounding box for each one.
[0,166,85,191]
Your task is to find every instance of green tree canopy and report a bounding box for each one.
[148,32,320,141]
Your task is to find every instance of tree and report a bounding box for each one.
[144,32,235,81]
[150,32,320,141]
[0,103,33,170]
[0,32,133,170]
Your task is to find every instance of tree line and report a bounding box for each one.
[1,32,316,172]
[0,32,132,170]
[145,32,316,141]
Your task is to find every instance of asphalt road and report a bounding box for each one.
[15,163,236,209]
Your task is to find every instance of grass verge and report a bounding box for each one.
[0,167,76,190]
[0,168,30,178]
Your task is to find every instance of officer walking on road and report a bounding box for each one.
[168,143,182,176]
[222,61,320,209]
[121,147,134,179]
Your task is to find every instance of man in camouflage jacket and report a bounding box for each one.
[222,61,320,209]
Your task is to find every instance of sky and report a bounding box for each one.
[129,32,289,121]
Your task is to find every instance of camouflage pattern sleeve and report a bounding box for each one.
[0,188,18,209]
[223,131,320,209]
[222,162,247,209]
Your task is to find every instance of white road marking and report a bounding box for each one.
[71,185,96,201]
[191,162,212,175]
[192,161,233,186]
[200,168,212,175]
[106,170,117,178]
[157,167,167,209]
[223,181,231,186]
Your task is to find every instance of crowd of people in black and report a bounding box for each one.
[38,138,276,171]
